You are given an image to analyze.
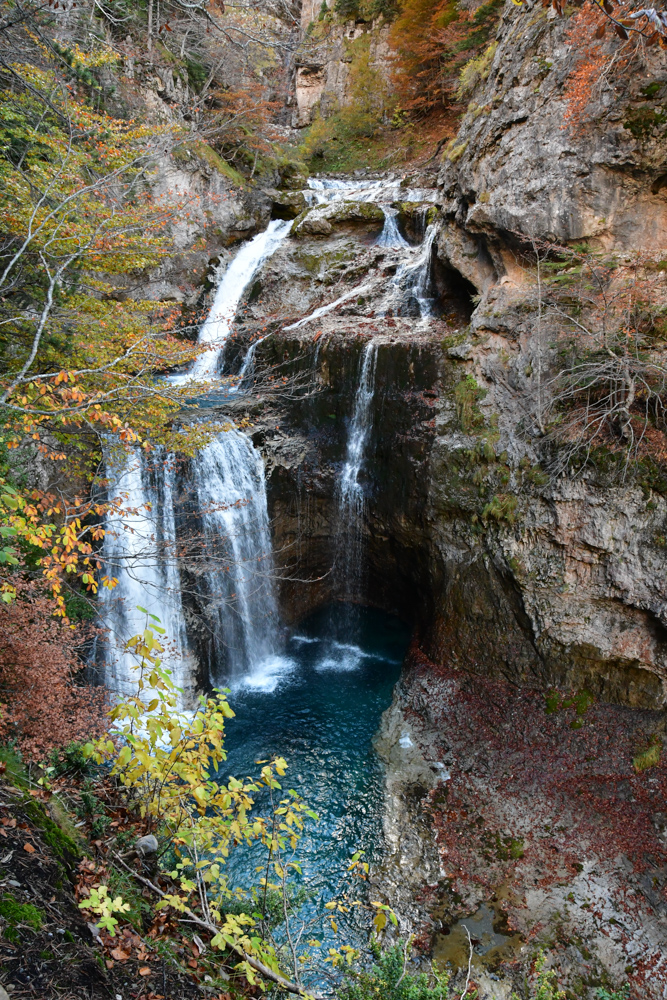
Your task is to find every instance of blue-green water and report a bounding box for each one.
[221,604,408,977]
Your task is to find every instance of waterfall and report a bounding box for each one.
[99,446,193,699]
[178,219,291,383]
[100,218,292,697]
[388,224,437,319]
[376,206,409,250]
[228,334,269,393]
[192,427,285,691]
[336,339,379,599]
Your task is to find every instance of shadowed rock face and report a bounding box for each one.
[227,311,667,709]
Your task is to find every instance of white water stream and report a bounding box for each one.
[172,219,291,383]
[390,223,438,318]
[336,339,379,598]
[100,219,291,695]
[193,429,287,691]
[99,447,193,698]
[375,206,409,250]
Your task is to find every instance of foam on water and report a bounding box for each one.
[314,641,369,672]
[231,654,296,693]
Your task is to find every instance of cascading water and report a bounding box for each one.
[388,223,437,318]
[99,446,192,698]
[192,427,285,691]
[336,339,379,601]
[376,206,409,249]
[176,219,291,383]
[307,176,439,206]
[228,334,268,392]
[101,218,291,695]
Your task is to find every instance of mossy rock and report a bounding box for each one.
[271,190,308,219]
[172,140,245,185]
[278,159,309,190]
[291,200,384,237]
[21,795,82,869]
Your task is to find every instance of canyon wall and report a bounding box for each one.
[229,0,667,710]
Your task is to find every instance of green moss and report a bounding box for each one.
[172,141,245,186]
[634,737,662,772]
[184,57,207,91]
[0,744,29,787]
[623,106,667,139]
[525,465,550,487]
[292,201,384,237]
[63,587,96,621]
[641,82,662,99]
[0,893,44,941]
[481,493,518,526]
[276,157,309,190]
[495,833,524,861]
[442,139,468,163]
[441,332,468,350]
[21,796,81,862]
[457,41,497,98]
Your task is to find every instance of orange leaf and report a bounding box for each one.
[139,966,152,976]
[23,842,36,853]
[110,947,131,961]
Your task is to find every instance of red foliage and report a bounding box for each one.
[403,643,667,994]
[562,4,615,127]
[0,580,107,759]
[388,0,503,112]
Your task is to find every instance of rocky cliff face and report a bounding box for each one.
[437,0,667,250]
[428,0,667,708]
[292,7,392,126]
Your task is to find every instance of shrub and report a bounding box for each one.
[454,375,487,433]
[511,952,565,1000]
[340,942,451,1000]
[481,494,518,527]
[0,581,107,759]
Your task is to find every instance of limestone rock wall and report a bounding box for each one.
[293,16,392,126]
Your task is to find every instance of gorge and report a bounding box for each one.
[2,0,667,997]
[97,164,667,996]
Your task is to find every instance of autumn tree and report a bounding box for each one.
[0,3,221,618]
[0,578,107,758]
[388,0,503,114]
